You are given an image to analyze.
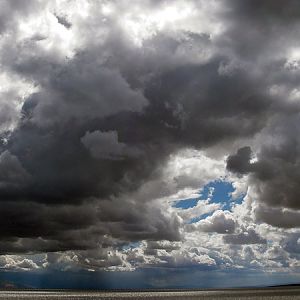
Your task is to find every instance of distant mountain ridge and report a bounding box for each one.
[0,280,31,290]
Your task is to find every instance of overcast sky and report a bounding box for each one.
[1,0,300,289]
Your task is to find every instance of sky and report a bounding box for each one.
[1,0,300,289]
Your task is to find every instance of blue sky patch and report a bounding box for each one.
[175,180,235,211]
[173,180,245,224]
[174,197,199,209]
[203,180,235,210]
[189,212,213,224]
[174,180,246,223]
[122,242,142,251]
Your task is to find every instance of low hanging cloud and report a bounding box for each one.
[0,0,300,273]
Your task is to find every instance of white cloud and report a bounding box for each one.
[0,256,39,271]
[189,210,236,234]
[177,199,220,223]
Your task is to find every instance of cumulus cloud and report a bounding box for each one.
[0,255,39,271]
[189,210,236,234]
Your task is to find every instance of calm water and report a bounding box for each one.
[0,288,300,299]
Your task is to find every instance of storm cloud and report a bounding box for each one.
[0,0,300,274]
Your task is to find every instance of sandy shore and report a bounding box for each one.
[0,287,300,299]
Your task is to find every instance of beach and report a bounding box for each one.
[1,287,300,299]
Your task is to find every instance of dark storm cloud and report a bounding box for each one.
[252,125,300,210]
[227,0,300,23]
[221,0,300,61]
[81,130,141,160]
[96,198,182,242]
[225,1,300,219]
[0,151,30,186]
[1,0,300,255]
[226,146,253,175]
[256,205,300,229]
[0,201,100,253]
[0,55,274,249]
[227,116,300,213]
